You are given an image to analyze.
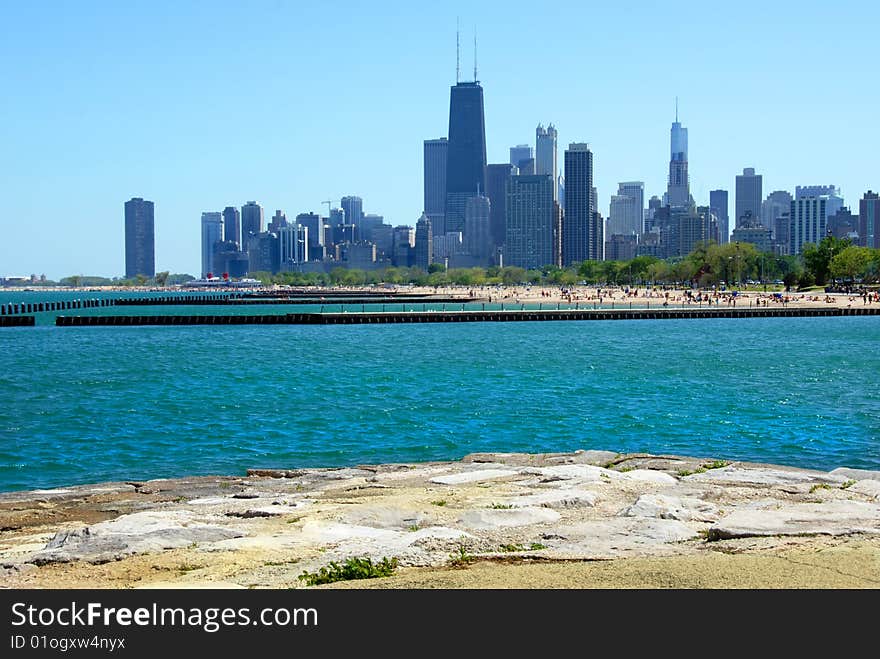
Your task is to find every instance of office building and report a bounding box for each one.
[341,196,363,236]
[247,232,280,273]
[424,138,448,233]
[296,212,323,257]
[510,144,533,169]
[536,124,558,200]
[464,195,491,264]
[241,201,264,243]
[667,114,690,208]
[414,214,433,270]
[735,168,762,227]
[563,143,596,264]
[212,241,248,279]
[796,185,844,221]
[222,206,241,248]
[200,212,223,277]
[607,181,644,237]
[505,174,555,270]
[269,210,288,232]
[761,191,792,239]
[606,233,638,261]
[709,189,729,244]
[487,163,515,251]
[124,197,155,278]
[392,226,415,267]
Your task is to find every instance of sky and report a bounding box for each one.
[1,0,878,279]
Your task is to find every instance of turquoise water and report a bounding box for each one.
[1,299,879,491]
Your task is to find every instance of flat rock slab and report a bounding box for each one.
[621,470,679,486]
[458,507,561,530]
[550,518,698,558]
[622,494,720,522]
[521,465,621,482]
[708,501,880,540]
[31,511,243,564]
[850,481,880,499]
[831,467,880,482]
[344,506,431,530]
[685,466,843,487]
[430,469,519,485]
[505,489,597,509]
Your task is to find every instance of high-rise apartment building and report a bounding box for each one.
[709,190,729,244]
[200,212,223,277]
[790,196,828,255]
[445,81,487,234]
[278,224,308,269]
[241,201,264,243]
[796,185,844,221]
[563,143,597,264]
[124,197,155,278]
[735,168,763,227]
[860,191,879,249]
[505,174,554,270]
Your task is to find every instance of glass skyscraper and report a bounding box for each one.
[124,197,155,278]
[445,81,487,234]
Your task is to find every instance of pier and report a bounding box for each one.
[54,306,880,326]
[0,315,35,327]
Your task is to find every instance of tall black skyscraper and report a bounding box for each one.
[222,206,241,248]
[709,190,729,244]
[563,144,596,264]
[445,81,487,234]
[124,197,155,278]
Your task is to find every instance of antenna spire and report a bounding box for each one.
[675,96,679,122]
[456,18,460,83]
[473,28,478,81]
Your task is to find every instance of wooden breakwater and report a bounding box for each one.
[54,306,880,326]
[112,296,482,306]
[0,315,35,327]
[0,299,110,315]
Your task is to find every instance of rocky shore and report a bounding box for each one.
[1,450,879,589]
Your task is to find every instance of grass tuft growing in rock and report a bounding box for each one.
[809,483,832,494]
[298,556,398,586]
[449,546,476,567]
[490,503,513,510]
[430,499,447,507]
[840,480,856,490]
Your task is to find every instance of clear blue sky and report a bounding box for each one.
[2,1,878,279]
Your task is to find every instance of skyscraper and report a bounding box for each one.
[414,214,433,270]
[859,191,879,249]
[340,196,363,237]
[296,212,323,257]
[486,163,515,252]
[762,191,793,238]
[200,212,223,277]
[709,190,729,244]
[607,182,644,237]
[735,168,763,227]
[563,143,596,264]
[445,81,487,234]
[536,124,558,201]
[509,145,533,169]
[423,138,448,234]
[796,185,844,220]
[241,201,264,243]
[222,206,241,248]
[505,174,554,270]
[124,197,155,279]
[278,224,308,268]
[269,210,288,232]
[464,195,491,264]
[667,113,690,208]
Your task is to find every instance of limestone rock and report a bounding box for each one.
[622,494,720,522]
[430,469,519,485]
[505,489,597,509]
[621,470,679,486]
[31,511,243,564]
[685,466,843,487]
[549,518,699,558]
[708,501,880,540]
[458,507,561,530]
[830,467,880,482]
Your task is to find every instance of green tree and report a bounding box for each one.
[802,235,851,286]
[155,271,170,286]
[427,262,446,274]
[830,246,872,283]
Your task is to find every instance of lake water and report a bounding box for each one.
[1,291,878,491]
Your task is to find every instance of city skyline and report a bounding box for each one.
[2,2,879,279]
